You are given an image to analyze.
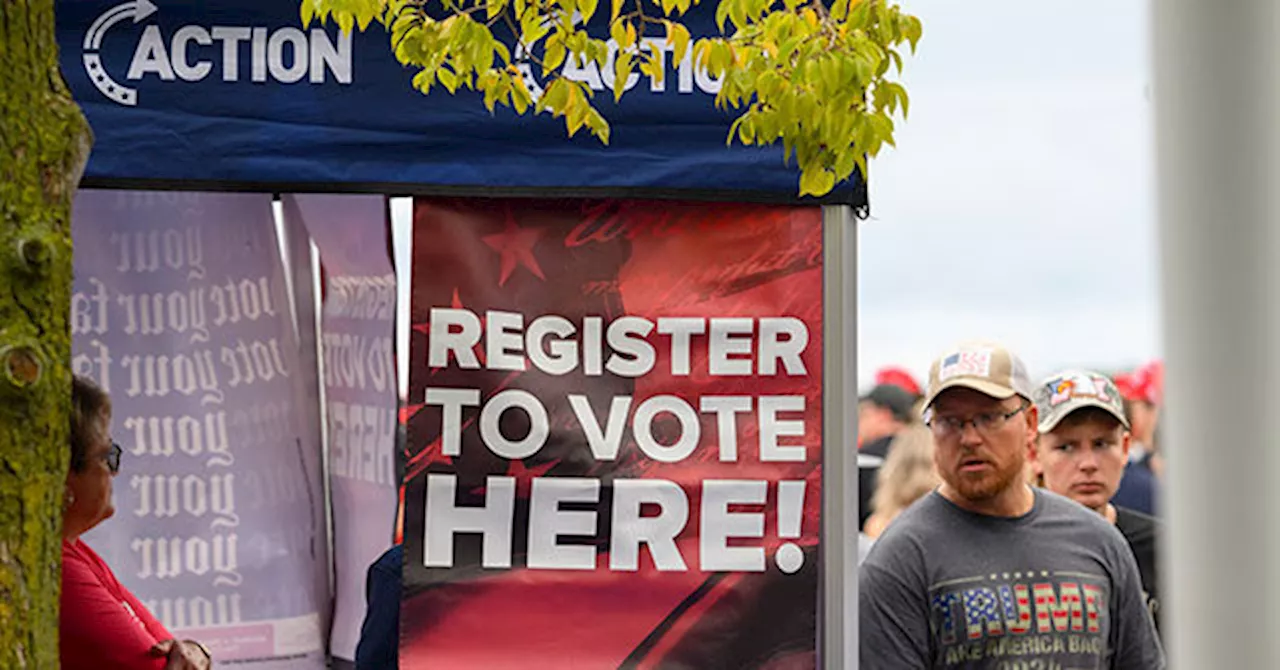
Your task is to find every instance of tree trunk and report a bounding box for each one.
[0,1,92,667]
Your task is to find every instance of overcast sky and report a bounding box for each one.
[857,0,1161,388]
[394,0,1162,394]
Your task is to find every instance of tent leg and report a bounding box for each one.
[821,205,858,670]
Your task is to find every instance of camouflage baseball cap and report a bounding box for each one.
[923,340,1035,409]
[1032,369,1130,434]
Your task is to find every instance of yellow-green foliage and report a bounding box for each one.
[302,0,919,196]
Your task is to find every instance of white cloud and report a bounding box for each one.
[857,0,1161,388]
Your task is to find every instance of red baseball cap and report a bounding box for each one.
[1115,360,1163,405]
[875,366,922,398]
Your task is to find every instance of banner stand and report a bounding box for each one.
[821,205,859,670]
[278,201,336,634]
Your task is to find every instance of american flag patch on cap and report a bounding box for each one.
[938,349,993,381]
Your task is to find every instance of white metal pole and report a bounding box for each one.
[821,204,858,669]
[1152,2,1280,667]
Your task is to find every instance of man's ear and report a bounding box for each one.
[1026,434,1042,468]
[1120,430,1132,459]
[1024,404,1040,444]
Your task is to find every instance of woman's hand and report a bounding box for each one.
[150,639,212,670]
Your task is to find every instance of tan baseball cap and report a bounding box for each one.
[923,340,1035,409]
[1032,369,1130,433]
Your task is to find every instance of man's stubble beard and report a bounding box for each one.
[943,453,1027,503]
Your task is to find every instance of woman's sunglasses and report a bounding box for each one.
[105,441,122,474]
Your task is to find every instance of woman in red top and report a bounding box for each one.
[62,376,212,669]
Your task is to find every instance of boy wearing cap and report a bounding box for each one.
[1031,370,1163,635]
[859,342,1163,670]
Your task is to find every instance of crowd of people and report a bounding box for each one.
[57,338,1168,669]
[858,343,1167,669]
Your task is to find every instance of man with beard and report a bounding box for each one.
[859,342,1163,670]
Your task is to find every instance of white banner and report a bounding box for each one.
[71,190,328,667]
[284,194,398,661]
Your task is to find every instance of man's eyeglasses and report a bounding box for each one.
[104,441,122,474]
[926,400,1030,438]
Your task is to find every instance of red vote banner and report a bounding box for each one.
[401,198,824,669]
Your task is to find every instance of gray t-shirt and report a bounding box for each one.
[859,532,876,565]
[860,489,1164,670]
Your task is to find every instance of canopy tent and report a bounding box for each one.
[57,2,864,668]
[59,0,868,206]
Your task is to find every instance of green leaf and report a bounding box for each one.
[905,16,923,53]
[495,42,512,65]
[693,40,712,70]
[337,12,355,35]
[580,0,600,23]
[484,84,500,113]
[738,116,755,144]
[551,78,572,110]
[668,22,691,63]
[715,0,731,32]
[833,146,857,179]
[301,1,316,28]
[520,10,541,40]
[438,67,459,93]
[512,82,531,113]
[527,20,552,44]
[888,82,908,118]
[611,0,624,21]
[586,108,611,143]
[854,57,870,86]
[708,41,730,74]
[411,68,435,93]
[727,115,746,147]
[728,1,748,32]
[545,40,567,73]
[611,19,628,47]
[613,51,633,101]
[829,0,847,21]
[477,42,496,73]
[641,55,665,86]
[567,101,587,136]
[559,3,576,31]
[589,40,610,66]
[887,48,903,74]
[798,167,835,197]
[850,0,869,27]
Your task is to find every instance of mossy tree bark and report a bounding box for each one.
[0,1,92,667]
